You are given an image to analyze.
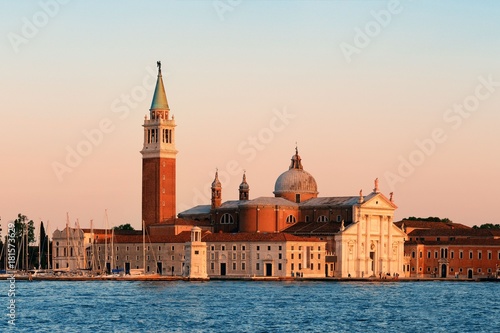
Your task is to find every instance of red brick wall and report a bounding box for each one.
[142,157,176,228]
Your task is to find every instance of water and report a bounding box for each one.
[2,280,499,332]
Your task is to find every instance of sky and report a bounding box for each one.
[1,0,499,235]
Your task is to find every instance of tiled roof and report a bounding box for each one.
[408,228,497,238]
[299,196,359,207]
[238,197,299,207]
[394,220,471,230]
[95,231,192,244]
[202,232,323,243]
[178,205,211,216]
[283,221,348,235]
[406,238,500,246]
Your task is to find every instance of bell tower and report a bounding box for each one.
[141,61,177,228]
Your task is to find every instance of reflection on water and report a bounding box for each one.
[2,280,499,333]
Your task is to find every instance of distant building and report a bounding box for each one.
[396,220,500,278]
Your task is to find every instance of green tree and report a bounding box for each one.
[472,223,500,229]
[112,223,135,231]
[405,216,451,223]
[12,214,35,270]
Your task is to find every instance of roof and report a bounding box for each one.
[150,70,169,110]
[95,231,192,244]
[283,221,348,235]
[202,232,324,243]
[406,238,500,246]
[299,196,359,207]
[238,196,299,207]
[395,220,471,230]
[408,228,500,238]
[178,205,211,217]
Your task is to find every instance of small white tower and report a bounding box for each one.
[184,227,208,280]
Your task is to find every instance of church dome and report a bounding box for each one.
[273,148,318,199]
[239,173,249,190]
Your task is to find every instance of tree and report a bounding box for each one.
[404,216,452,223]
[112,223,135,231]
[472,223,500,230]
[39,221,49,269]
[12,214,35,270]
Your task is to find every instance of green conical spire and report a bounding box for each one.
[150,61,169,110]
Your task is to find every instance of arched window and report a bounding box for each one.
[220,213,234,224]
[286,215,296,224]
[317,215,329,222]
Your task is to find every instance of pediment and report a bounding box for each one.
[360,193,397,210]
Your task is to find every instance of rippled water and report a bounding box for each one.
[2,280,499,332]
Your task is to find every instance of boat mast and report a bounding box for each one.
[38,220,41,270]
[104,210,108,274]
[143,220,146,274]
[66,213,70,271]
[47,221,51,270]
[111,228,115,273]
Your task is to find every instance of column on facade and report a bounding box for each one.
[357,220,362,277]
[365,214,370,274]
[387,216,393,274]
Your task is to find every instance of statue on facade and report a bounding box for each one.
[373,177,379,193]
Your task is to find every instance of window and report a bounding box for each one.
[232,263,236,270]
[299,246,302,250]
[210,262,214,270]
[278,263,282,270]
[256,263,260,270]
[171,256,174,261]
[427,267,431,272]
[257,246,260,251]
[305,216,310,222]
[257,254,260,259]
[318,263,321,270]
[171,246,175,251]
[298,263,302,270]
[478,251,482,260]
[310,263,314,270]
[291,254,294,260]
[291,263,294,271]
[317,215,328,222]
[221,245,226,251]
[451,251,454,259]
[211,245,215,251]
[136,246,139,251]
[310,253,313,259]
[488,251,492,260]
[419,251,422,258]
[194,251,199,255]
[336,215,342,222]
[459,250,463,259]
[232,253,236,260]
[298,253,302,260]
[469,251,473,259]
[210,253,215,260]
[434,251,438,259]
[242,262,246,270]
[126,246,129,251]
[427,251,431,259]
[279,246,282,251]
[278,253,282,259]
[412,251,415,259]
[242,245,246,251]
[286,215,296,224]
[318,254,321,259]
[242,253,246,260]
[158,256,161,260]
[232,245,237,251]
[220,214,234,224]
[295,194,301,203]
[158,246,161,251]
[291,246,294,250]
[267,246,271,251]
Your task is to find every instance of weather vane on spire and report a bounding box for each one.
[295,142,298,155]
[157,60,161,74]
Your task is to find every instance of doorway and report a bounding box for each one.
[467,269,473,279]
[125,262,130,275]
[441,264,447,278]
[220,263,226,276]
[265,263,273,277]
[157,262,163,275]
